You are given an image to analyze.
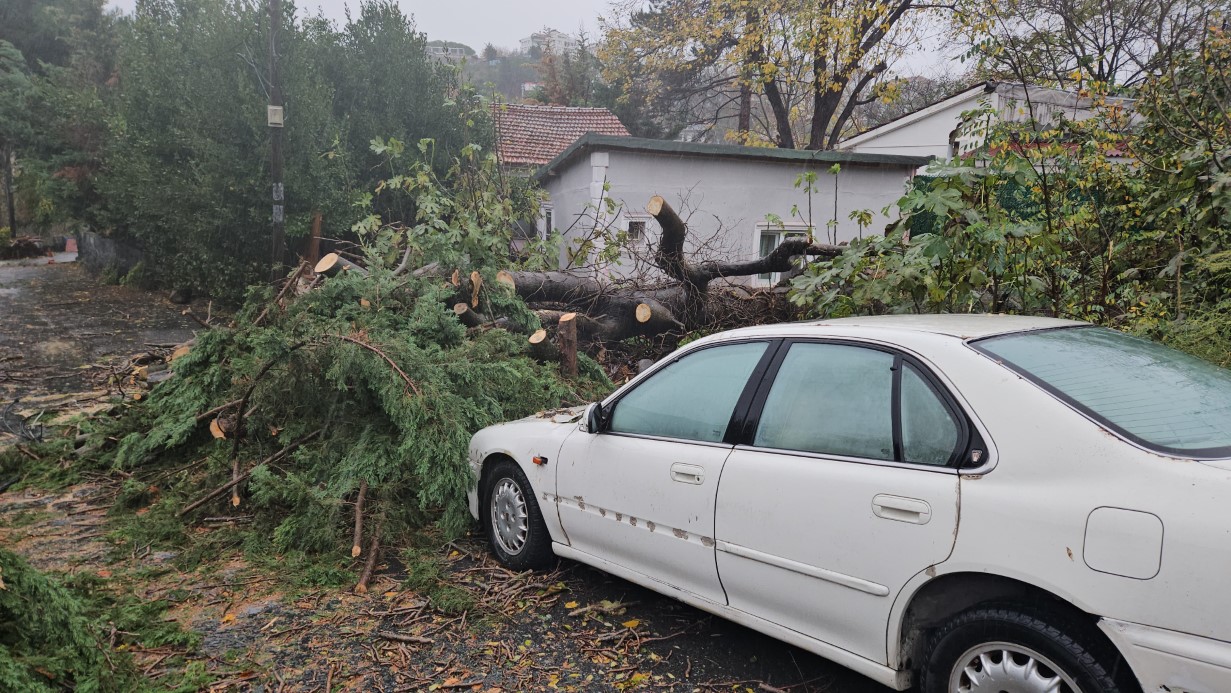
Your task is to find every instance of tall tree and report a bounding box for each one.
[0,41,32,233]
[601,0,928,149]
[949,0,1222,89]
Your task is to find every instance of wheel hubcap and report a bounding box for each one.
[949,642,1082,693]
[490,478,528,555]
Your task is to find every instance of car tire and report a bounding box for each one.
[919,604,1132,693]
[482,459,555,571]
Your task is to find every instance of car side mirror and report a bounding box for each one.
[584,402,604,434]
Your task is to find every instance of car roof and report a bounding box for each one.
[705,314,1088,342]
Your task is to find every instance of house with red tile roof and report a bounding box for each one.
[490,103,631,169]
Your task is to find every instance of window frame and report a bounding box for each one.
[753,222,812,286]
[970,325,1231,460]
[737,338,978,471]
[540,204,554,242]
[597,338,783,447]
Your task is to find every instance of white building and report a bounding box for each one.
[519,28,579,56]
[533,135,929,284]
[838,82,1136,160]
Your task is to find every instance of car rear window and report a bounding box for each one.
[975,326,1231,458]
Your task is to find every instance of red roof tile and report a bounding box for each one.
[491,103,630,166]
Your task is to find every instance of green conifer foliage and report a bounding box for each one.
[94,140,610,564]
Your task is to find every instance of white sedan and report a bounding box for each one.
[467,315,1231,693]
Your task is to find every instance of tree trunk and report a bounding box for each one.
[558,312,578,378]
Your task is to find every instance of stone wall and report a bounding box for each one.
[76,230,144,276]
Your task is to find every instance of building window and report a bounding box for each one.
[541,205,553,241]
[622,215,651,245]
[756,223,811,285]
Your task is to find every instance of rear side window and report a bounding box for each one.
[901,364,962,466]
[609,342,768,443]
[976,327,1231,457]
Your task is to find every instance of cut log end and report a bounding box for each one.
[495,270,515,289]
[646,194,665,216]
[528,329,548,345]
[313,253,339,274]
[469,270,483,307]
[315,253,367,277]
[351,544,362,558]
[209,418,227,440]
[635,303,653,323]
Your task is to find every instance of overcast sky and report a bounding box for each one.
[105,0,613,51]
[105,0,952,74]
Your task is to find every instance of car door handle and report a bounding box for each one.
[670,463,705,485]
[872,494,932,524]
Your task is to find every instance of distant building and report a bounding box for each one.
[521,82,543,98]
[426,43,472,63]
[519,28,579,56]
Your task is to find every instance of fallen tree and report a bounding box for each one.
[496,195,843,343]
[315,194,844,349]
[50,144,613,593]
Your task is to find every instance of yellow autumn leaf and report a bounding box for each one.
[221,612,236,624]
[621,619,640,629]
[565,601,579,609]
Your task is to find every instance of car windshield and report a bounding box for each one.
[975,326,1231,458]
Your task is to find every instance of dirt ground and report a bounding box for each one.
[0,261,895,692]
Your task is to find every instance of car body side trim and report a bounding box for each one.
[553,542,911,691]
[715,540,892,597]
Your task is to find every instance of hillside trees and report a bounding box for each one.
[601,0,931,148]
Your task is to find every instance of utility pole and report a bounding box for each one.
[2,143,15,234]
[267,0,286,281]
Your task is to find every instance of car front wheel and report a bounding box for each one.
[920,605,1131,693]
[483,459,554,570]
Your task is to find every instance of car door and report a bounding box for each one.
[556,340,775,605]
[714,340,969,663]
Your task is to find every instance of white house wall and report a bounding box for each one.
[844,95,985,159]
[541,149,917,282]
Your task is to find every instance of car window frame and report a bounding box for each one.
[737,338,979,471]
[597,338,784,447]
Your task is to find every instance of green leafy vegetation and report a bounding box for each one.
[0,548,208,692]
[787,26,1231,358]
